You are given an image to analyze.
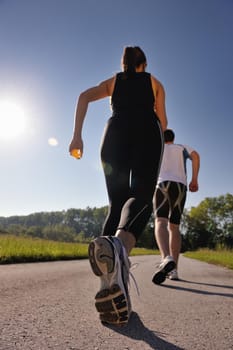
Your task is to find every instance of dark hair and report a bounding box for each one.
[164,129,175,142]
[122,46,147,73]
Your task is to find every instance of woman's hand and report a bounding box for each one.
[69,136,83,157]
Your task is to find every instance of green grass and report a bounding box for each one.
[1,234,232,270]
[0,234,158,264]
[0,235,88,264]
[183,248,233,270]
[131,247,158,256]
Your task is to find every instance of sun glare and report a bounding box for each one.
[0,100,27,141]
[48,137,58,146]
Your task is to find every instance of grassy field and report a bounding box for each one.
[0,234,232,270]
[0,234,157,264]
[0,234,88,264]
[183,249,233,270]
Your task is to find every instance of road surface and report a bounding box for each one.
[0,255,232,350]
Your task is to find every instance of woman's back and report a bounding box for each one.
[111,72,155,115]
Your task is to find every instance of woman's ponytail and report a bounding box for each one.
[122,46,147,73]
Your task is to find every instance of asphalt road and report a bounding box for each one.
[0,255,232,350]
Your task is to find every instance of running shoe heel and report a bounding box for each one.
[88,236,115,276]
[152,256,176,285]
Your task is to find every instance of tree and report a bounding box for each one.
[182,193,233,250]
[1,194,232,249]
[42,224,76,242]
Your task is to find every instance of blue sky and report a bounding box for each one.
[0,0,232,217]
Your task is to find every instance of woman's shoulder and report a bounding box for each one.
[150,74,165,91]
[150,74,162,85]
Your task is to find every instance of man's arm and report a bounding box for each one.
[189,150,200,192]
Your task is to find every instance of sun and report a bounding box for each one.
[0,100,27,140]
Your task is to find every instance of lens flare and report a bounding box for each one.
[48,137,58,146]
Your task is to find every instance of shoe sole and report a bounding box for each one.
[88,237,130,325]
[96,284,128,325]
[152,260,176,285]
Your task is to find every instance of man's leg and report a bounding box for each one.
[152,217,176,285]
[169,222,181,267]
[154,217,170,259]
[166,223,181,280]
[167,182,186,280]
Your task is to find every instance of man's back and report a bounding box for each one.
[158,143,194,186]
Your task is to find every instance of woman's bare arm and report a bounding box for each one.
[69,77,115,154]
[151,76,168,131]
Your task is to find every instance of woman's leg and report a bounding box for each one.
[100,118,131,236]
[101,162,130,236]
[117,122,163,241]
[115,229,136,255]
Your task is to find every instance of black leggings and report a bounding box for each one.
[100,116,163,241]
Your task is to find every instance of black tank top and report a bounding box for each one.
[111,72,155,115]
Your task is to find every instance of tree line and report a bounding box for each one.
[181,193,233,250]
[0,193,232,251]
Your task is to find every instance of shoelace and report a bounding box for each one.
[108,236,140,297]
[121,245,140,296]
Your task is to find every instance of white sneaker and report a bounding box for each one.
[88,236,131,325]
[152,255,176,285]
[168,269,179,280]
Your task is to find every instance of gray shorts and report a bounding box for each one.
[153,181,187,224]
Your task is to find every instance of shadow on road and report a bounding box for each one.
[161,280,233,298]
[104,311,184,350]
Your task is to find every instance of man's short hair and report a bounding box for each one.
[164,129,175,142]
